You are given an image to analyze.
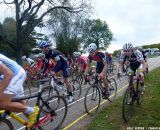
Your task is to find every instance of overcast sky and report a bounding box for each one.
[93,0,160,52]
[1,0,160,52]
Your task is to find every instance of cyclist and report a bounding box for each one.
[85,43,109,99]
[38,41,74,103]
[73,51,88,73]
[21,55,35,68]
[0,53,39,127]
[117,43,147,93]
[105,52,112,65]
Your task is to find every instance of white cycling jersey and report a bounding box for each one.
[0,54,26,98]
[0,54,21,75]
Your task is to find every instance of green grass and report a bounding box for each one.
[87,67,160,130]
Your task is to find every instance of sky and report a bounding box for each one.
[1,0,160,53]
[93,0,160,52]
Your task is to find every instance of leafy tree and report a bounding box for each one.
[0,17,43,57]
[81,19,113,50]
[1,0,88,63]
[47,1,92,55]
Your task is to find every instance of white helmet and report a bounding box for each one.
[73,52,81,57]
[123,43,133,50]
[21,55,26,60]
[38,53,45,58]
[87,43,97,52]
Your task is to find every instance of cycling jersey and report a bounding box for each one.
[88,52,108,73]
[0,54,26,98]
[120,50,144,71]
[0,54,21,75]
[76,55,88,71]
[77,56,88,65]
[43,49,68,77]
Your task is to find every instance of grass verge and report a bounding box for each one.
[87,67,160,130]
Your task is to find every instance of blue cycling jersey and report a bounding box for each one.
[0,54,21,75]
[43,49,68,77]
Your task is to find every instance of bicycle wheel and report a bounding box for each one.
[39,95,68,130]
[40,86,59,113]
[122,88,134,122]
[84,85,101,115]
[107,78,117,101]
[0,118,14,130]
[71,79,82,100]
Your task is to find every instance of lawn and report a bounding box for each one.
[87,67,160,130]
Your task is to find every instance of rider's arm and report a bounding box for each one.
[85,56,91,75]
[0,63,13,93]
[101,57,108,74]
[136,50,147,71]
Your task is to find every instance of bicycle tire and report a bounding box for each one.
[39,95,68,130]
[107,78,117,101]
[122,88,134,122]
[40,86,59,113]
[84,85,101,115]
[0,118,14,130]
[71,79,82,100]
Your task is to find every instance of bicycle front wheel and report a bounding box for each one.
[0,118,14,130]
[71,79,82,100]
[39,95,68,130]
[122,88,134,122]
[108,78,117,101]
[40,86,59,113]
[84,85,101,115]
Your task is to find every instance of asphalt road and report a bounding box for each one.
[5,56,160,130]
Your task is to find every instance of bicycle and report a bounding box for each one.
[0,78,68,130]
[84,74,117,115]
[122,70,144,122]
[40,74,82,104]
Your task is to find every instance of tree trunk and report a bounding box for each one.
[15,0,22,64]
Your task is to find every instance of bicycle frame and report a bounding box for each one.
[0,79,56,129]
[128,72,141,100]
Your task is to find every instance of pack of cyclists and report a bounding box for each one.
[0,41,149,127]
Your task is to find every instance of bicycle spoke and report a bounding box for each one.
[0,118,14,130]
[108,78,117,101]
[39,95,67,130]
[84,85,101,115]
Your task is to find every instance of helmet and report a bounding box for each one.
[38,53,44,58]
[38,41,50,48]
[73,52,81,57]
[21,55,26,60]
[123,43,133,50]
[87,43,97,52]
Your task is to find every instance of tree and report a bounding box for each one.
[0,17,41,57]
[47,1,92,55]
[81,19,113,50]
[1,0,88,63]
